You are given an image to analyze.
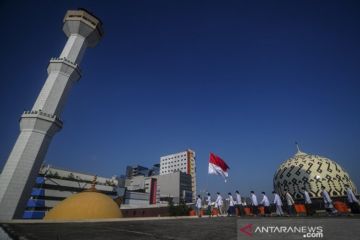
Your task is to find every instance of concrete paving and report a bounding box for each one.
[1,216,360,240]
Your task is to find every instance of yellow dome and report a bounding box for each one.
[44,191,122,220]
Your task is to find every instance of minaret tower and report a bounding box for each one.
[0,9,103,220]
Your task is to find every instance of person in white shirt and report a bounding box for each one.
[302,187,314,216]
[215,192,224,216]
[250,191,258,216]
[206,193,212,217]
[285,190,296,216]
[195,195,202,217]
[272,191,284,216]
[345,184,360,214]
[235,190,244,216]
[260,192,271,216]
[226,192,236,216]
[321,186,337,215]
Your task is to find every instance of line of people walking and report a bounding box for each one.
[194,185,359,217]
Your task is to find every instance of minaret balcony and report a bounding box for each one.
[47,57,81,82]
[20,110,63,134]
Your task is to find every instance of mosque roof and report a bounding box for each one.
[44,177,122,220]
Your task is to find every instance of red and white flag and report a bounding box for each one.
[208,153,230,182]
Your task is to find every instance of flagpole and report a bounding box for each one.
[206,155,209,193]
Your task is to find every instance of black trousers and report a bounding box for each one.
[207,205,212,215]
[227,206,236,215]
[236,204,244,216]
[252,205,258,215]
[305,203,314,216]
[349,202,360,214]
[287,205,295,215]
[264,206,271,214]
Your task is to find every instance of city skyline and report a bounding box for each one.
[1,0,360,197]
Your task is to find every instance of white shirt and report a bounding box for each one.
[196,198,202,208]
[273,193,282,206]
[346,188,359,203]
[236,193,242,205]
[322,190,332,204]
[285,192,295,206]
[227,195,235,206]
[206,195,212,206]
[304,190,312,204]
[251,193,258,206]
[260,195,270,207]
[216,194,223,206]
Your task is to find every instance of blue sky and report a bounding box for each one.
[0,0,359,196]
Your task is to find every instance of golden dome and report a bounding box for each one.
[44,191,122,220]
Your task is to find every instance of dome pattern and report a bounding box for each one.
[273,148,357,199]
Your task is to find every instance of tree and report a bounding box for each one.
[168,199,191,216]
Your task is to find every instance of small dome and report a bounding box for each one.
[44,191,122,220]
[273,146,357,199]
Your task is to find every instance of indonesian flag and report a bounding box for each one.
[208,153,230,182]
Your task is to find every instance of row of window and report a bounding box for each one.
[161,158,187,164]
[161,154,187,161]
[161,168,187,173]
[161,162,187,168]
[161,154,186,161]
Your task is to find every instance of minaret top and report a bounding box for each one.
[63,9,104,47]
[294,142,307,156]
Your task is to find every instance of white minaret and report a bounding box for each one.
[0,9,103,220]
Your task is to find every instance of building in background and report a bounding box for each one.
[126,165,149,178]
[122,171,191,207]
[156,171,192,203]
[160,149,196,201]
[117,175,126,188]
[149,164,160,176]
[125,175,146,191]
[120,149,196,207]
[123,177,159,206]
[23,165,121,219]
[125,164,160,179]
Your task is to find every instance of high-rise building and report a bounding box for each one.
[149,164,160,176]
[0,9,103,220]
[125,165,149,178]
[160,149,196,201]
